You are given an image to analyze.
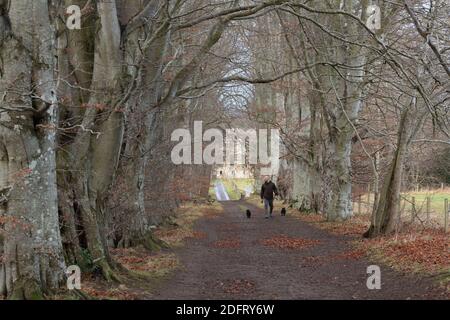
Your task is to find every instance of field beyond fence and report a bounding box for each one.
[353,188,450,232]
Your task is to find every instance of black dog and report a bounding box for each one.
[281,208,286,216]
[246,209,251,218]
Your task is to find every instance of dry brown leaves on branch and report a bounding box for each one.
[260,235,321,250]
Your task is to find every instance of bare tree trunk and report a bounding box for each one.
[327,125,354,220]
[325,34,367,220]
[58,0,124,281]
[116,10,169,248]
[120,109,166,250]
[308,92,325,213]
[365,109,415,237]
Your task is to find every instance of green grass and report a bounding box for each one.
[355,189,450,225]
[401,191,449,224]
[232,178,256,191]
[404,192,448,210]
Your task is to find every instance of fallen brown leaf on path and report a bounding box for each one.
[212,239,241,248]
[261,235,321,250]
[301,248,366,267]
[191,231,207,239]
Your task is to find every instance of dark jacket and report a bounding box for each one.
[260,181,278,200]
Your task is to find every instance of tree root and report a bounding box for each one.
[141,232,170,251]
[8,278,44,300]
[95,259,123,283]
[123,231,170,252]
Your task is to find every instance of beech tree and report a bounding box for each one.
[0,0,65,299]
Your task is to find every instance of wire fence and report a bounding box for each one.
[353,190,449,233]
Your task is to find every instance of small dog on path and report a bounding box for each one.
[281,208,286,216]
[246,209,251,218]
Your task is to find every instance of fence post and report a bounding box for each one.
[426,197,430,222]
[445,198,449,233]
[411,196,416,223]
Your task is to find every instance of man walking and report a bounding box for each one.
[260,176,278,219]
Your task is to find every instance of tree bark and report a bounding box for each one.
[58,0,124,280]
[365,109,415,237]
[327,123,354,220]
[0,0,65,299]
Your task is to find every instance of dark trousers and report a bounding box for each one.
[263,198,274,217]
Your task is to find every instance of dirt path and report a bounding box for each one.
[214,181,230,201]
[151,200,446,300]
